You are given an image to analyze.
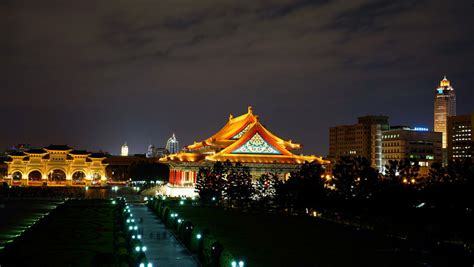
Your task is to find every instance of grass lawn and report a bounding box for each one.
[0,199,116,266]
[172,204,430,267]
[0,200,62,250]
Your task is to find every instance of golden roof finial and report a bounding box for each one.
[229,114,234,121]
[248,106,253,114]
[440,75,450,87]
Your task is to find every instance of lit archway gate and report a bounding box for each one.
[48,169,67,186]
[72,171,87,186]
[28,170,43,186]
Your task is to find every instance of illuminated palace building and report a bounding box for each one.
[434,76,456,161]
[160,107,329,196]
[5,145,108,187]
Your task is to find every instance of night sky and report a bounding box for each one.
[1,0,473,156]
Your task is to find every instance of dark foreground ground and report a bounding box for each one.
[0,200,61,251]
[0,199,117,266]
[172,204,472,267]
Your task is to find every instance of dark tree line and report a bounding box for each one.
[129,161,169,182]
[194,157,474,254]
[195,157,474,221]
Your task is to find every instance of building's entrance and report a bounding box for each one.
[28,170,43,186]
[72,171,86,185]
[48,169,67,185]
[91,173,101,185]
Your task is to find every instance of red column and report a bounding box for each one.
[193,171,197,183]
[169,169,175,185]
[175,170,182,186]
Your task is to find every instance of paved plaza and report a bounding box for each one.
[129,203,199,267]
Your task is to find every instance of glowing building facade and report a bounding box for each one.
[146,144,156,158]
[382,126,442,176]
[160,107,329,196]
[434,76,456,150]
[166,134,179,154]
[4,145,108,187]
[329,115,389,171]
[121,142,129,156]
[447,113,473,162]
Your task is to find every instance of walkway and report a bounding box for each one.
[129,203,199,267]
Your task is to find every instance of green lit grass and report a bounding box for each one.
[0,200,60,250]
[0,200,116,266]
[172,205,407,267]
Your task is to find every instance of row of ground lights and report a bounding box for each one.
[153,197,245,267]
[0,201,64,251]
[113,198,152,267]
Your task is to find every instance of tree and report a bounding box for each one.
[194,162,226,203]
[428,161,446,184]
[332,156,379,200]
[279,161,326,214]
[129,161,169,182]
[398,159,420,186]
[253,173,281,208]
[223,163,253,208]
[383,159,420,186]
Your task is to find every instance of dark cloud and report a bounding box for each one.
[0,0,473,155]
[332,0,420,33]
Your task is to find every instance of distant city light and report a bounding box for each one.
[413,127,429,132]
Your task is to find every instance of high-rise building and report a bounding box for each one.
[434,76,456,151]
[166,134,179,154]
[146,144,156,158]
[447,113,473,162]
[382,126,442,176]
[121,142,129,156]
[329,115,389,171]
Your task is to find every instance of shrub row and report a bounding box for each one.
[147,198,240,267]
[114,198,150,267]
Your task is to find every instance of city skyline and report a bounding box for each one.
[1,1,473,156]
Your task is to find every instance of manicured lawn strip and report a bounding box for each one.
[0,200,116,266]
[172,205,404,267]
[0,200,61,249]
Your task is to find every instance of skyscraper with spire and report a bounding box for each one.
[166,133,179,154]
[434,75,456,154]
